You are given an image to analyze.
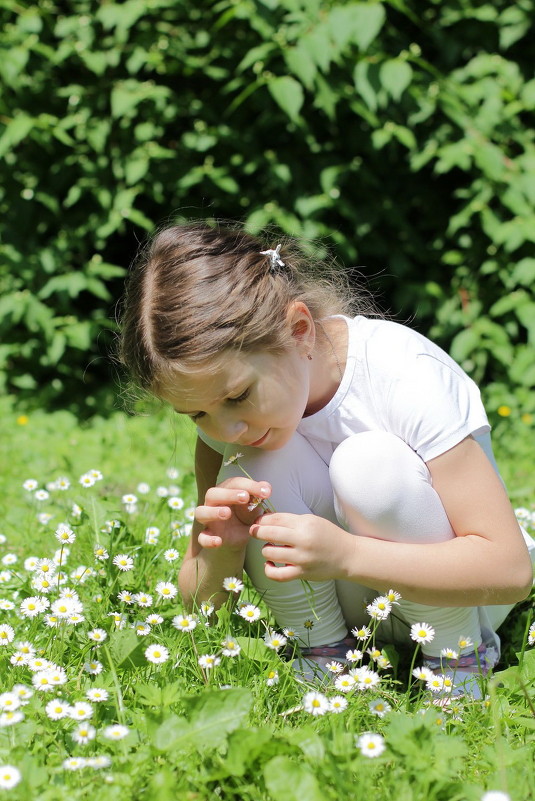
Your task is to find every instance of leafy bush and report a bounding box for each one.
[0,0,534,418]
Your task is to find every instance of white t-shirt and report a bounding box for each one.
[298,315,491,465]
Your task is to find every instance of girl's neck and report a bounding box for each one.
[304,318,348,416]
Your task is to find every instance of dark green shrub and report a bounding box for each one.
[0,0,533,423]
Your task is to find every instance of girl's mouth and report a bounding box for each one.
[248,430,270,447]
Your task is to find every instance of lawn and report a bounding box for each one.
[0,395,533,800]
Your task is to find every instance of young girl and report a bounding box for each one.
[120,222,534,695]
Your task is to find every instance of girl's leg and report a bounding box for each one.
[329,431,510,667]
[218,434,350,647]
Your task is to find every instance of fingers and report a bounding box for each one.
[249,516,296,544]
[197,531,223,549]
[206,481,271,506]
[264,562,302,582]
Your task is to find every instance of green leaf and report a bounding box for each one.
[268,76,304,123]
[354,61,381,110]
[224,727,273,776]
[263,756,324,801]
[154,688,252,753]
[350,3,386,51]
[380,59,413,101]
[235,637,271,663]
[0,114,34,159]
[285,46,317,90]
[105,629,146,670]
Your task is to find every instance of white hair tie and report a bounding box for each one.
[260,244,285,270]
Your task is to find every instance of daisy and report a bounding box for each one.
[55,476,71,491]
[10,652,28,667]
[334,674,356,693]
[413,665,434,682]
[20,596,49,618]
[441,648,459,660]
[481,793,511,801]
[145,644,170,664]
[198,654,221,670]
[164,549,180,562]
[264,631,287,651]
[223,577,244,593]
[88,628,107,644]
[239,604,261,622]
[352,666,381,690]
[221,638,241,657]
[0,693,20,712]
[0,625,15,645]
[51,598,82,617]
[88,469,103,481]
[12,685,33,704]
[32,671,56,692]
[86,688,109,703]
[134,592,153,607]
[302,691,330,716]
[266,670,279,686]
[329,696,348,713]
[47,666,68,686]
[79,474,96,488]
[351,625,371,640]
[0,765,22,788]
[87,755,112,769]
[45,699,71,720]
[84,660,103,675]
[94,546,109,561]
[133,622,151,636]
[23,479,38,491]
[156,486,169,497]
[145,613,163,625]
[168,496,184,510]
[385,589,402,603]
[112,554,134,572]
[410,622,435,644]
[24,556,40,571]
[102,724,129,740]
[356,732,386,758]
[34,489,49,501]
[117,590,135,604]
[72,723,96,745]
[0,711,24,727]
[200,601,215,617]
[366,597,392,620]
[55,523,75,544]
[70,701,93,720]
[326,661,344,674]
[369,698,392,717]
[155,582,177,599]
[1,553,17,566]
[172,614,197,632]
[31,575,53,593]
[28,657,50,673]
[137,483,151,494]
[282,627,298,639]
[426,674,447,693]
[121,493,137,505]
[63,757,87,770]
[346,649,364,662]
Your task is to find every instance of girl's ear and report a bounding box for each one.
[286,301,315,353]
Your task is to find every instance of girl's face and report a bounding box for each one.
[159,345,312,451]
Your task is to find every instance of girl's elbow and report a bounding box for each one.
[506,553,533,603]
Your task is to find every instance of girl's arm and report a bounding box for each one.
[178,437,271,609]
[251,436,533,606]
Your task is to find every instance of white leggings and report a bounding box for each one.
[219,430,514,659]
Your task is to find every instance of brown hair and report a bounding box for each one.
[119,221,376,396]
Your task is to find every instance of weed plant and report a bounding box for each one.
[0,397,533,800]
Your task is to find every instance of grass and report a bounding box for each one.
[0,395,534,800]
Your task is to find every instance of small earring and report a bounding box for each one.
[307,353,312,361]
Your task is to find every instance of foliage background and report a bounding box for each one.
[0,0,534,424]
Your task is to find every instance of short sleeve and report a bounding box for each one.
[366,324,490,462]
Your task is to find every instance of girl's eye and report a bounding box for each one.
[227,388,250,405]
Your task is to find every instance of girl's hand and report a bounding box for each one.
[249,512,353,582]
[195,478,272,551]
